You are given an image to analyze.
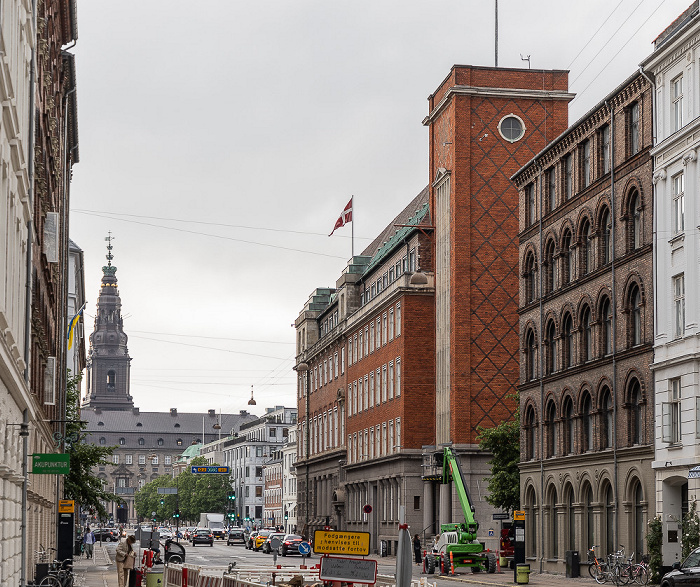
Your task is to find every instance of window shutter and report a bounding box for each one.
[43,212,59,263]
[662,402,672,443]
[44,357,56,404]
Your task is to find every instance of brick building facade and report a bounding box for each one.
[513,72,655,572]
[421,66,573,535]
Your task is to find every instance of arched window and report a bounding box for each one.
[546,401,557,457]
[580,218,592,275]
[157,438,164,446]
[549,487,559,559]
[563,397,574,455]
[526,330,537,381]
[604,483,615,555]
[601,297,612,355]
[99,437,106,445]
[176,438,183,446]
[119,437,126,446]
[629,190,641,251]
[566,487,576,551]
[524,254,537,304]
[107,370,116,390]
[562,231,573,285]
[525,486,538,557]
[581,306,592,362]
[138,438,145,446]
[600,207,612,265]
[583,483,594,550]
[633,481,645,562]
[582,393,593,452]
[526,408,536,460]
[601,387,613,449]
[546,320,557,374]
[630,285,642,346]
[629,378,642,445]
[562,314,573,368]
[544,240,556,294]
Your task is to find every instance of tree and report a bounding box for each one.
[477,411,521,513]
[63,372,121,519]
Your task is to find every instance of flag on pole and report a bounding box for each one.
[66,303,85,350]
[329,197,353,236]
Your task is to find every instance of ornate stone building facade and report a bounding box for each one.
[514,71,655,572]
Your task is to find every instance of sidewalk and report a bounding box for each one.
[73,544,120,587]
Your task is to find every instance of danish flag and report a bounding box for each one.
[329,197,353,236]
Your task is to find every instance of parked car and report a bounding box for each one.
[190,528,214,546]
[245,530,259,550]
[253,529,272,551]
[280,534,304,556]
[227,528,245,546]
[262,533,286,554]
[661,548,700,587]
[93,528,118,542]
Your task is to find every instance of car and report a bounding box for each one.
[93,528,118,542]
[227,528,245,546]
[245,530,259,550]
[190,528,214,546]
[211,528,226,540]
[661,548,700,587]
[253,529,272,551]
[160,529,173,540]
[280,534,305,557]
[262,533,286,554]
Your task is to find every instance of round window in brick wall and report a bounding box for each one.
[498,114,525,143]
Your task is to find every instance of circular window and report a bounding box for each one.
[499,114,525,143]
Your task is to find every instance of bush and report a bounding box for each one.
[647,516,663,584]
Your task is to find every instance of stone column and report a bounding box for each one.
[424,481,435,536]
[439,482,452,527]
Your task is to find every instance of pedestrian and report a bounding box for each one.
[83,527,96,559]
[413,534,422,565]
[115,535,136,587]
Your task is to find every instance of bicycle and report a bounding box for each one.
[629,554,650,585]
[589,546,608,582]
[39,557,74,587]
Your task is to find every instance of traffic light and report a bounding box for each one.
[284,511,288,520]
[160,499,164,505]
[173,509,180,518]
[228,493,236,501]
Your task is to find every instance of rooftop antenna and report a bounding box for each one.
[495,0,498,67]
[521,54,531,69]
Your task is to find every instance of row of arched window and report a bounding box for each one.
[522,186,644,305]
[523,375,645,460]
[523,278,646,380]
[98,437,186,446]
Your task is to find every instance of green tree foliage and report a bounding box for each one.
[647,516,663,584]
[683,502,700,559]
[63,372,120,518]
[134,456,232,523]
[476,412,521,513]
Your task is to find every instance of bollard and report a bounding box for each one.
[182,567,188,587]
[496,550,501,573]
[449,551,454,576]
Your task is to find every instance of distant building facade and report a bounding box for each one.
[641,1,700,568]
[282,425,298,532]
[514,71,655,571]
[264,450,283,528]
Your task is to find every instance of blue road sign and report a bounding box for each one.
[299,541,311,556]
[191,466,230,474]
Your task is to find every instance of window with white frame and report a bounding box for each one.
[341,347,345,374]
[370,323,375,353]
[164,455,171,465]
[365,375,370,408]
[388,420,394,453]
[347,384,352,416]
[152,456,158,465]
[112,454,119,465]
[334,352,338,378]
[361,377,366,411]
[396,358,401,396]
[375,424,380,456]
[663,378,682,444]
[396,303,401,336]
[672,75,683,133]
[357,333,361,361]
[382,313,387,344]
[396,418,401,449]
[388,361,394,399]
[382,422,387,455]
[369,427,374,458]
[139,455,146,465]
[377,368,382,402]
[376,317,381,347]
[389,308,394,340]
[364,326,369,355]
[353,381,358,414]
[673,172,685,234]
[125,454,133,465]
[674,274,685,339]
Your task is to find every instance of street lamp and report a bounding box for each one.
[294,362,310,534]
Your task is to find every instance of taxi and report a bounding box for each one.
[253,529,272,551]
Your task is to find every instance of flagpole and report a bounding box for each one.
[351,195,355,259]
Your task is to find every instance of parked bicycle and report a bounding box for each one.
[38,557,74,587]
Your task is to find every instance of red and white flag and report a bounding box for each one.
[329,197,353,236]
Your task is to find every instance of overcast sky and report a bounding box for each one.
[70,0,691,416]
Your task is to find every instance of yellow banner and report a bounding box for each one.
[513,510,525,521]
[58,500,74,513]
[314,530,371,556]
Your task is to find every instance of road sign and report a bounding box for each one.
[319,555,377,584]
[32,453,70,475]
[363,504,372,514]
[191,466,229,474]
[492,513,509,520]
[58,500,74,513]
[513,510,525,521]
[314,530,371,556]
[299,542,311,556]
[488,528,494,537]
[157,487,178,494]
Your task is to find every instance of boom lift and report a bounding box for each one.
[424,447,496,574]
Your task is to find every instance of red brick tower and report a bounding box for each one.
[423,66,572,527]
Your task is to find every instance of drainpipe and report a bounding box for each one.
[536,160,545,573]
[604,99,619,551]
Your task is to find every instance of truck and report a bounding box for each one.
[424,447,497,575]
[199,513,226,539]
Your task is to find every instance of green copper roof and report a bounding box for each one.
[363,202,430,275]
[177,443,201,461]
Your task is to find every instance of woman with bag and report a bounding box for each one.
[115,535,136,587]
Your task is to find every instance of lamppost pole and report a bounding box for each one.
[294,362,311,535]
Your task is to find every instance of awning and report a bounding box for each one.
[688,466,700,479]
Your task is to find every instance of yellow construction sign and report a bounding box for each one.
[58,500,74,513]
[314,530,371,556]
[513,510,525,521]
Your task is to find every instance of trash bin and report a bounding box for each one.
[74,539,83,556]
[145,569,164,587]
[516,563,531,584]
[565,550,580,578]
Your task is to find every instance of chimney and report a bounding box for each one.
[170,408,177,416]
[132,407,139,415]
[208,409,216,417]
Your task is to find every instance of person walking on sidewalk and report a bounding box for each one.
[83,527,96,559]
[413,534,422,565]
[115,535,136,587]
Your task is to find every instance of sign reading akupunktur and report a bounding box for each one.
[32,453,70,475]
